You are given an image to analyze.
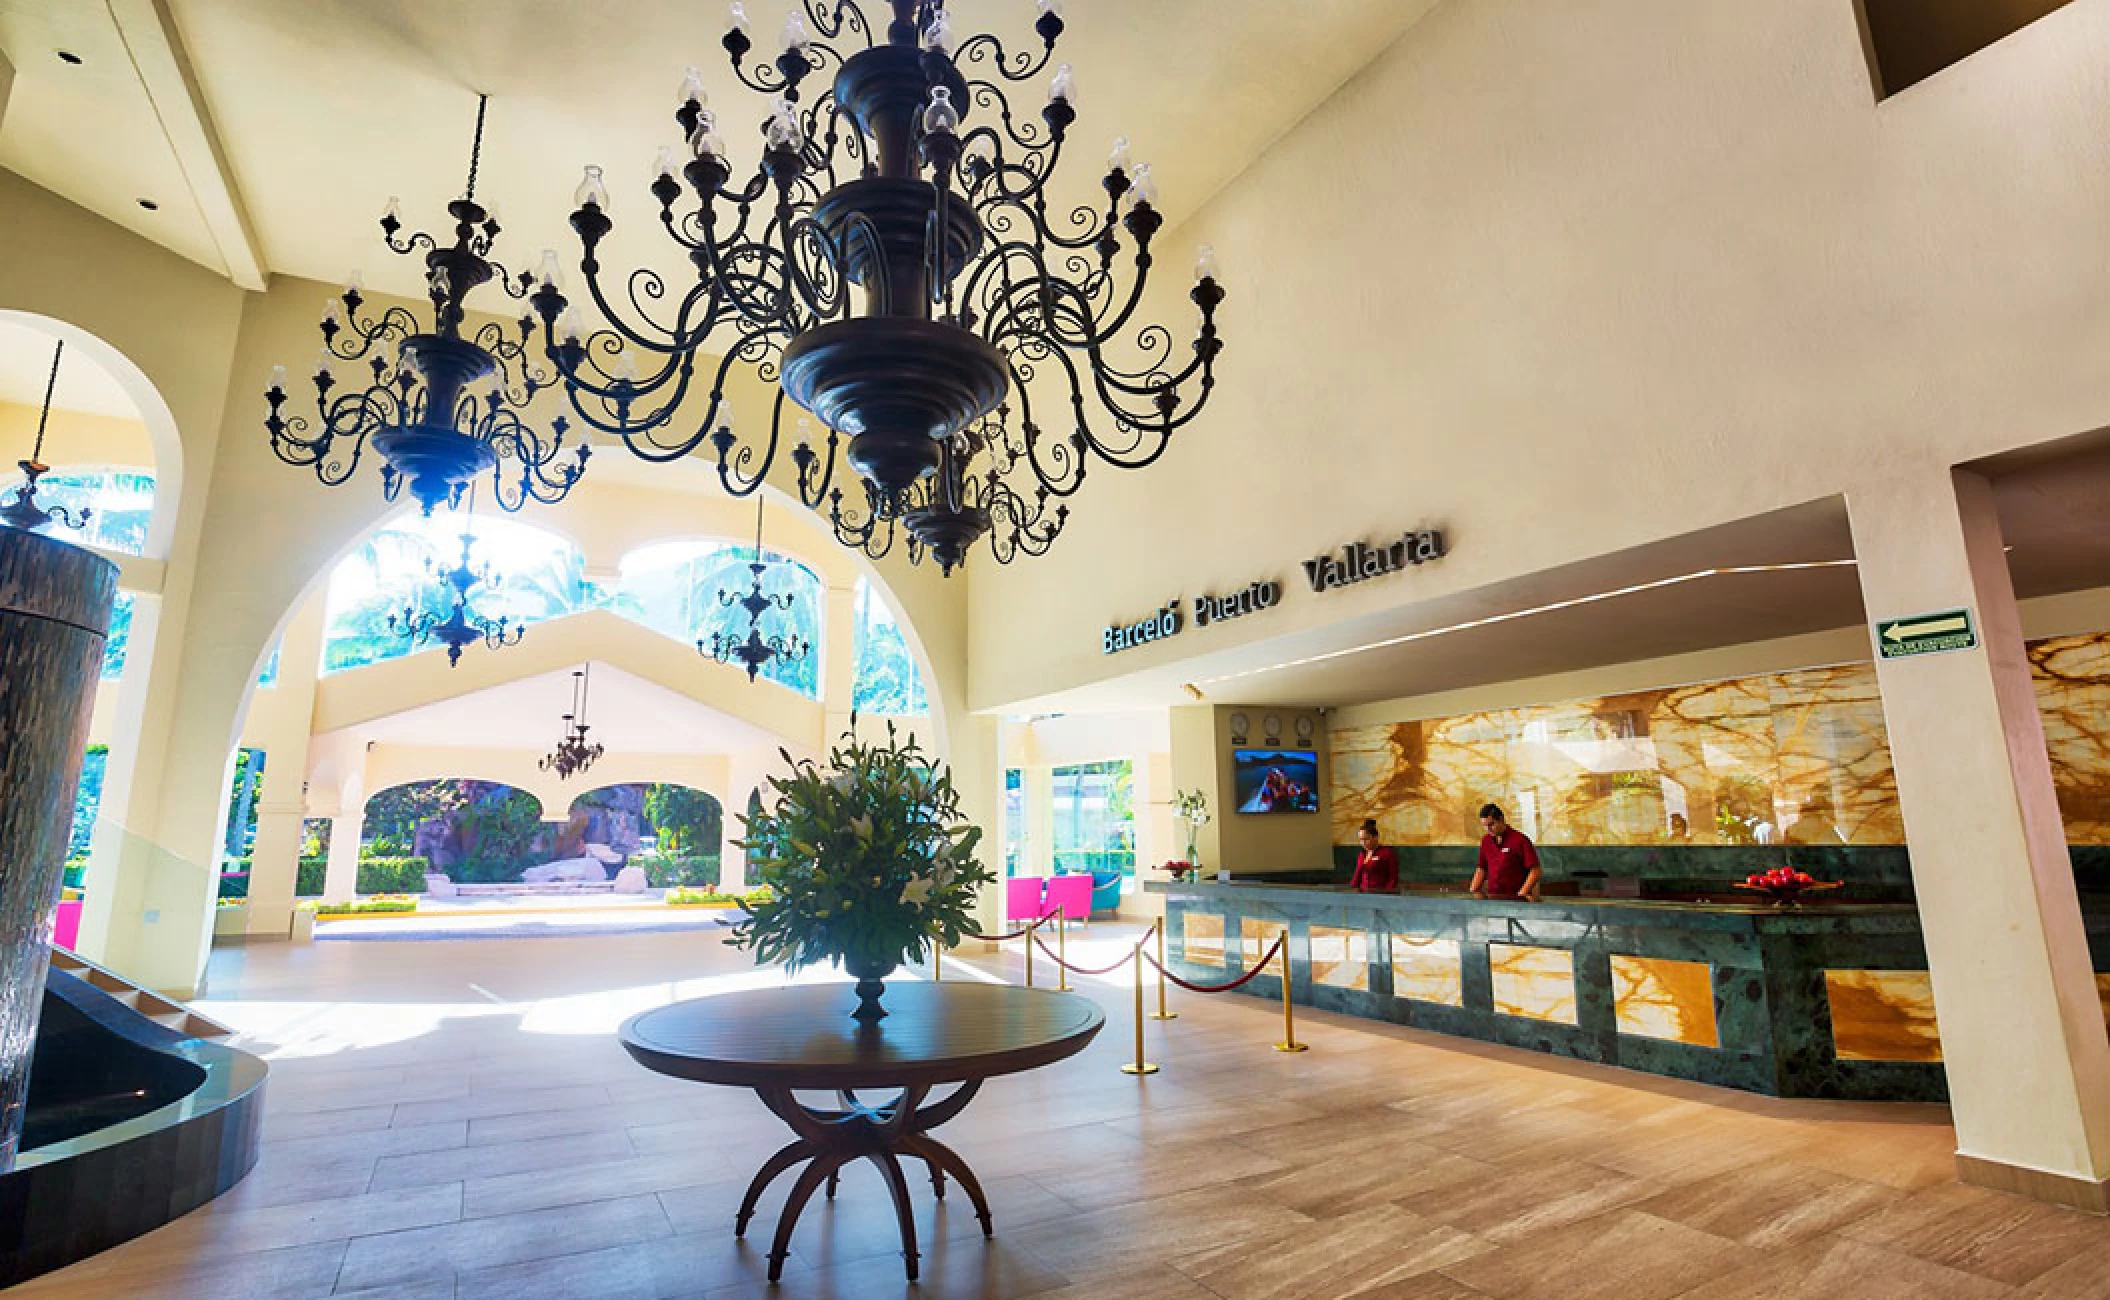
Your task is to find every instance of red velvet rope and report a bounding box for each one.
[1143,939,1283,994]
[1027,933,1147,976]
[962,923,1041,943]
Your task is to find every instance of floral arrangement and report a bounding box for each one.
[1161,859,1199,882]
[1172,788,1211,864]
[1735,867,1841,905]
[730,723,993,996]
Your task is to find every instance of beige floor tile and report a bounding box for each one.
[8,1241,348,1299]
[370,1126,637,1192]
[1632,1159,1905,1248]
[335,1193,673,1292]
[1836,1180,2110,1285]
[1394,1157,1660,1242]
[1674,1234,2013,1299]
[1441,1209,1760,1300]
[1172,1202,1490,1300]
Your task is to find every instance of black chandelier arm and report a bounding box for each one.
[800,0,873,46]
[479,405,590,511]
[829,480,901,558]
[725,29,839,102]
[325,299,423,364]
[953,23,1063,86]
[962,80,1061,161]
[710,384,837,505]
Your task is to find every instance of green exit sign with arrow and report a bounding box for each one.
[1874,608,1977,659]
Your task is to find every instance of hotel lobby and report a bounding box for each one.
[12,1,2110,1297]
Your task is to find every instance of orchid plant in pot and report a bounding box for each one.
[1173,788,1211,869]
[729,723,993,1022]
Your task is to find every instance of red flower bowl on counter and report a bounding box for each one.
[1734,866,1843,906]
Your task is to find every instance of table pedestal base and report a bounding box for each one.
[737,1082,990,1282]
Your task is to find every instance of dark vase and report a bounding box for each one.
[844,950,899,1023]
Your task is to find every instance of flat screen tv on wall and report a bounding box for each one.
[1232,748,1321,814]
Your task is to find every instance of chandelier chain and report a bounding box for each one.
[31,339,62,462]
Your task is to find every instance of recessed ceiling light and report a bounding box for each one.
[56,50,82,65]
[136,199,159,211]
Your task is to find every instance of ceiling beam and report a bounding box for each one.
[105,0,267,290]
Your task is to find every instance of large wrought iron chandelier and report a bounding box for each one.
[389,498,524,667]
[1,340,90,535]
[705,501,813,681]
[266,96,591,515]
[540,665,606,780]
[528,0,1225,573]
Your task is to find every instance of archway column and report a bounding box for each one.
[719,753,772,893]
[823,581,858,739]
[1850,465,2110,1209]
[320,771,365,903]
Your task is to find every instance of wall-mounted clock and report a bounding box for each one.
[1228,712,1249,745]
[1262,713,1282,745]
[1294,716,1315,743]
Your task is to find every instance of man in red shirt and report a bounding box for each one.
[1469,803,1541,901]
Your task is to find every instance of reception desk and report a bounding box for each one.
[1147,880,1982,1101]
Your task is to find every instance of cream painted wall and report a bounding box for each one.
[1170,705,1333,876]
[0,403,154,472]
[968,0,2110,714]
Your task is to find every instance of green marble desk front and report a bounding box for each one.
[1146,880,1951,1100]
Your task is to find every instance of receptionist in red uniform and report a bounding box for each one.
[1350,819,1399,893]
[1469,803,1541,901]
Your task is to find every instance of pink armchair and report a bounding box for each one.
[1045,875,1093,928]
[1005,877,1045,927]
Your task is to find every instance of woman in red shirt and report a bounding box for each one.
[1350,819,1399,893]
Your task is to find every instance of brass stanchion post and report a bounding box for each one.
[1025,915,1036,989]
[1120,941,1158,1075]
[1273,927,1308,1053]
[932,941,941,983]
[1149,916,1177,1020]
[1056,907,1070,992]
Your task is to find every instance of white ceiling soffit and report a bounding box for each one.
[0,0,264,289]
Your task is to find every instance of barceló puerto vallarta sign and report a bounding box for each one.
[1099,526,1448,654]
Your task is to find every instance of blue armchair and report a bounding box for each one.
[1089,869,1124,918]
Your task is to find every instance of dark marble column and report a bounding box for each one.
[0,528,115,1171]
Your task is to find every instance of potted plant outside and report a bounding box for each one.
[730,724,993,1022]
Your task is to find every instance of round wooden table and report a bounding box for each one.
[619,981,1104,1282]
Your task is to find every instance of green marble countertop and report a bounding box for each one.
[1143,878,1924,931]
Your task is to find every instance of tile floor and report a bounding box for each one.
[14,922,2110,1299]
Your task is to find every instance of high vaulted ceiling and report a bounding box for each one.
[0,0,1438,299]
[0,315,141,416]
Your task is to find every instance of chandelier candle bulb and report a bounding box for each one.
[1196,244,1220,283]
[537,249,562,290]
[383,195,401,225]
[922,12,954,54]
[1128,162,1158,209]
[574,165,608,209]
[923,87,960,136]
[679,65,706,105]
[1049,62,1075,103]
[1108,135,1131,173]
[268,365,286,392]
[780,10,810,51]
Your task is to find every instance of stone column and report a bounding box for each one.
[719,753,771,893]
[823,582,858,740]
[321,807,362,903]
[1850,465,2110,1209]
[1026,765,1055,877]
[245,800,304,936]
[0,528,116,1171]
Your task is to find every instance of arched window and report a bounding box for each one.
[101,590,133,680]
[321,513,587,673]
[0,467,156,556]
[852,579,929,716]
[614,540,823,698]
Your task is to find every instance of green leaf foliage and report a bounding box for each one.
[728,723,993,974]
